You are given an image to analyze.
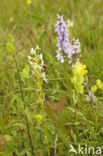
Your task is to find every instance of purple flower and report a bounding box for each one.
[72,39,81,54]
[55,14,80,63]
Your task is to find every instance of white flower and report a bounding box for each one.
[33,64,42,70]
[33,63,38,69]
[28,56,31,61]
[41,72,47,83]
[39,53,44,65]
[69,60,72,64]
[28,45,47,83]
[35,45,40,51]
[86,91,97,103]
[30,45,40,55]
[76,58,80,62]
[72,39,81,54]
[30,48,34,55]
[40,53,43,60]
[67,19,74,28]
[29,61,33,65]
[56,51,65,63]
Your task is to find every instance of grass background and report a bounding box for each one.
[0,0,103,155]
[0,0,103,83]
[0,0,103,104]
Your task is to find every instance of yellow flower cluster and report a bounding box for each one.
[35,114,42,124]
[92,79,103,93]
[80,64,88,75]
[71,62,88,94]
[73,62,87,75]
[26,0,32,5]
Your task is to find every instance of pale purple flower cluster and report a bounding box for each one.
[72,39,81,55]
[55,14,80,63]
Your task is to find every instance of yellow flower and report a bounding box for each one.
[35,114,42,123]
[80,64,88,75]
[26,0,32,5]
[72,62,88,94]
[96,79,103,90]
[91,85,97,93]
[73,62,88,75]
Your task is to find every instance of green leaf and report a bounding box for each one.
[24,109,33,124]
[67,107,87,121]
[6,42,14,53]
[77,112,87,121]
[67,107,75,113]
[8,34,14,42]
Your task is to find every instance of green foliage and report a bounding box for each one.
[6,42,14,53]
[0,0,103,155]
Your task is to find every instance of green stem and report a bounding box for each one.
[13,54,34,155]
[40,89,50,156]
[36,73,50,156]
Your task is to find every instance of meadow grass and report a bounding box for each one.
[0,0,103,155]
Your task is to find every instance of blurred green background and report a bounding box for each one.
[0,1,103,155]
[0,0,103,98]
[0,0,103,71]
